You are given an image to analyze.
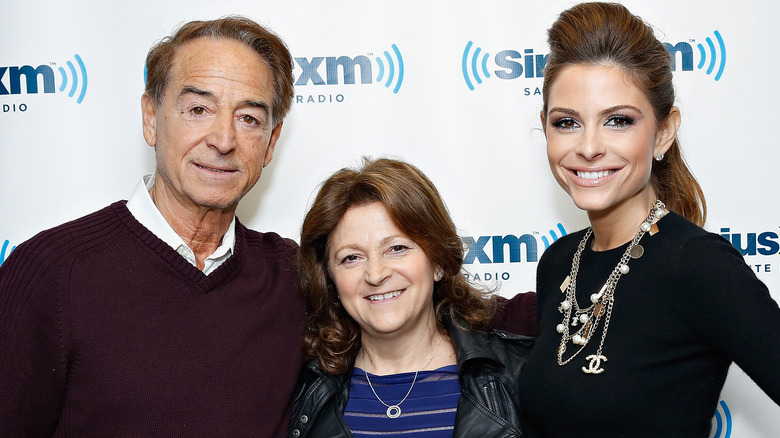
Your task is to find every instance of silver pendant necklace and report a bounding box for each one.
[361,332,445,418]
[556,200,666,374]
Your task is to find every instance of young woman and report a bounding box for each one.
[517,3,780,437]
[290,158,535,437]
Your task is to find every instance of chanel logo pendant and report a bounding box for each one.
[582,354,608,374]
[386,405,401,418]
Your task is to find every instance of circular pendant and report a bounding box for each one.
[386,405,401,418]
[630,244,644,259]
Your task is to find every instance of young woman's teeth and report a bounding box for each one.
[577,170,613,179]
[368,290,402,301]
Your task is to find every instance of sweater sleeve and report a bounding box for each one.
[0,238,68,436]
[492,292,539,336]
[673,233,780,405]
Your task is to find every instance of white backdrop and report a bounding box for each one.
[1,1,777,436]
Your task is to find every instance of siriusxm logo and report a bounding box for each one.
[709,400,732,438]
[0,239,16,267]
[462,223,567,264]
[665,30,726,81]
[294,44,404,95]
[0,54,88,104]
[720,227,780,256]
[462,30,726,90]
[461,41,547,91]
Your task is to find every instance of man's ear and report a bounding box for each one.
[141,93,158,147]
[263,122,283,167]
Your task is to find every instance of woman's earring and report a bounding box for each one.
[655,152,665,161]
[436,271,443,280]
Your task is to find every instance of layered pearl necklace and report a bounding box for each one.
[556,200,666,374]
[361,332,444,418]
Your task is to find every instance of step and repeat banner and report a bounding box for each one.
[1,1,777,435]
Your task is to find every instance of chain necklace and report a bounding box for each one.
[361,332,445,418]
[556,200,666,374]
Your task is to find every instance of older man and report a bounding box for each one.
[0,17,303,437]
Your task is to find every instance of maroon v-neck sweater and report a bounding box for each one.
[0,201,305,437]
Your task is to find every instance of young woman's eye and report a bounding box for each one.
[551,118,579,130]
[605,115,635,128]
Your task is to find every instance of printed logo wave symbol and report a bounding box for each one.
[541,223,567,249]
[57,54,88,103]
[0,239,16,267]
[710,400,732,438]
[375,44,404,94]
[462,41,491,91]
[697,30,726,81]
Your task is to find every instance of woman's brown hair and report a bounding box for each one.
[542,2,706,225]
[298,157,496,375]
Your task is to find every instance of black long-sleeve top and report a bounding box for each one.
[518,212,780,437]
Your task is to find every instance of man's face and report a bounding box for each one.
[142,37,281,212]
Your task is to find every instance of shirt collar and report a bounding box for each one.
[126,174,236,275]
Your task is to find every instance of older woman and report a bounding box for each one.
[289,157,534,438]
[519,3,780,437]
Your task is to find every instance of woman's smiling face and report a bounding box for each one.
[327,202,438,341]
[543,63,676,216]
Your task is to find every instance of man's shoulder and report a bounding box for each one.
[7,201,128,266]
[239,224,298,257]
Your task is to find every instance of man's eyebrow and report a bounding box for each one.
[177,86,273,123]
[178,86,213,100]
[243,100,271,117]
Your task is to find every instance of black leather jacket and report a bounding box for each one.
[288,318,534,438]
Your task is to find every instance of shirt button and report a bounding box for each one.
[300,415,309,424]
[292,429,300,437]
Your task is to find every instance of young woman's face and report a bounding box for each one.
[543,64,676,216]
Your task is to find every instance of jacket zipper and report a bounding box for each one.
[482,386,494,412]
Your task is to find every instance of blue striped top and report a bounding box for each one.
[344,365,460,437]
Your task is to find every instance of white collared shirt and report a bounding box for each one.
[126,174,235,275]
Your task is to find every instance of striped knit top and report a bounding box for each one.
[344,365,460,437]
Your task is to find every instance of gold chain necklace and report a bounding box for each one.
[361,332,444,418]
[556,200,666,374]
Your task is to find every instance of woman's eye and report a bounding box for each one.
[389,245,409,254]
[552,118,579,130]
[340,254,359,264]
[605,115,635,128]
[339,254,358,265]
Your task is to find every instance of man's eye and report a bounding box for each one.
[241,115,258,125]
[191,107,206,115]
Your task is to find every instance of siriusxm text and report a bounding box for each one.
[0,65,55,95]
[462,234,539,264]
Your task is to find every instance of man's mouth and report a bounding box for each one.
[197,164,234,173]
